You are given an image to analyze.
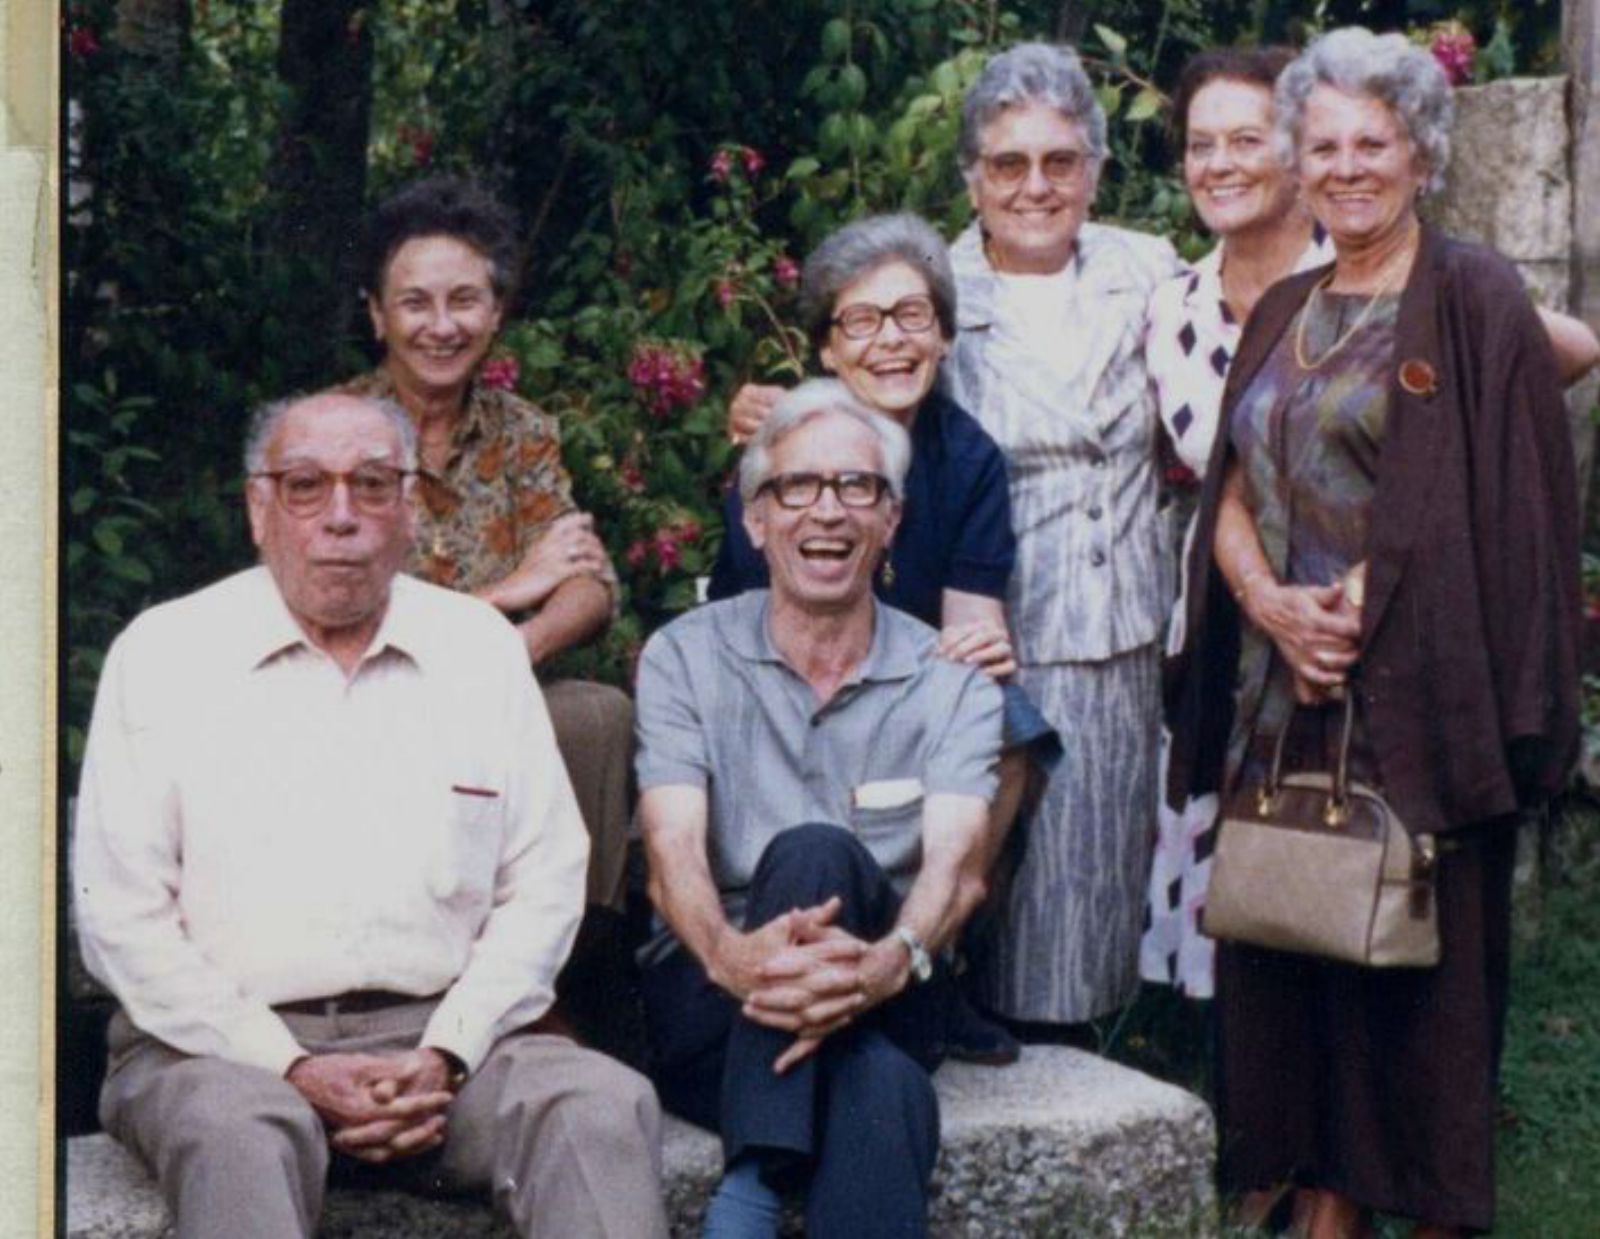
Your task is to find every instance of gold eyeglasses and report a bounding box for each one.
[251,464,413,516]
[979,148,1094,188]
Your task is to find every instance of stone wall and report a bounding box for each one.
[1430,74,1598,490]
[1431,76,1573,310]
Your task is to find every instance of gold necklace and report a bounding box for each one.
[1292,238,1415,371]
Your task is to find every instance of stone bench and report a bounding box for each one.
[65,1046,1216,1237]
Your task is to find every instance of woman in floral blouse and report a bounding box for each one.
[341,176,632,918]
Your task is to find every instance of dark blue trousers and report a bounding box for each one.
[641,823,947,1238]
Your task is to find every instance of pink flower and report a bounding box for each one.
[627,341,708,417]
[773,255,801,289]
[625,539,651,570]
[480,355,519,392]
[67,24,99,57]
[710,149,735,183]
[654,532,682,573]
[741,146,766,178]
[715,279,738,308]
[1429,22,1476,86]
[620,459,645,494]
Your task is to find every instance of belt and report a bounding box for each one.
[275,990,439,1017]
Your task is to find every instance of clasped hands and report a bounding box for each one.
[1244,563,1366,704]
[286,1047,457,1165]
[714,896,912,1075]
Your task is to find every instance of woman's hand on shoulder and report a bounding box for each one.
[728,383,786,444]
[937,619,1017,680]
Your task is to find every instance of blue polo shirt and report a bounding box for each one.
[707,390,1015,627]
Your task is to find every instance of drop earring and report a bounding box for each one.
[880,552,896,588]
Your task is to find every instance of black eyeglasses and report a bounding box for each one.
[980,148,1093,187]
[755,471,891,509]
[250,464,413,516]
[830,295,938,340]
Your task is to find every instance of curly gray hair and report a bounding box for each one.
[797,213,957,352]
[1273,26,1454,195]
[957,42,1108,179]
[738,378,911,504]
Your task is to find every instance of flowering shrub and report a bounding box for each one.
[1425,20,1477,86]
[63,0,1573,749]
[627,341,708,417]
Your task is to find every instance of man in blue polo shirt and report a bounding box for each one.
[634,383,1003,1238]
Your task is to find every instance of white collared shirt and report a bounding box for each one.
[73,567,588,1074]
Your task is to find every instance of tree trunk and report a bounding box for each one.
[265,0,377,385]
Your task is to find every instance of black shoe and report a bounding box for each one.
[943,994,1021,1066]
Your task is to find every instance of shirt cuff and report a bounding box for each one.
[230,1011,308,1078]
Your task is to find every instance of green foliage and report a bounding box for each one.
[63,372,166,767]
[64,0,1568,770]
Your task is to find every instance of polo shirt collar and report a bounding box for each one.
[725,590,920,682]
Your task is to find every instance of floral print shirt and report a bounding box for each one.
[340,368,618,602]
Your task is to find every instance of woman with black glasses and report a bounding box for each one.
[713,211,1059,1064]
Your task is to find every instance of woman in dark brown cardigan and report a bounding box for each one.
[1165,27,1581,1238]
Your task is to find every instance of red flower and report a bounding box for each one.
[627,341,708,417]
[654,532,683,573]
[741,146,766,178]
[480,356,519,392]
[625,539,651,570]
[710,149,735,183]
[773,255,801,289]
[620,460,646,494]
[715,279,738,308]
[1428,22,1476,87]
[398,124,435,166]
[67,24,100,57]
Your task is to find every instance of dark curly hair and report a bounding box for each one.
[364,176,521,304]
[1168,46,1297,153]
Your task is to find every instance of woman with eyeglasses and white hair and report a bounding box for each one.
[1166,28,1580,1235]
[938,42,1184,1031]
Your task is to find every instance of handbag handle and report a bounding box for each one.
[1261,691,1357,827]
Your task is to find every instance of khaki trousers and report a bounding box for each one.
[99,1003,669,1239]
[542,679,633,912]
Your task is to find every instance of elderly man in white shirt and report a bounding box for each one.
[72,391,668,1239]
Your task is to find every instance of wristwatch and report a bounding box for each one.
[892,925,933,984]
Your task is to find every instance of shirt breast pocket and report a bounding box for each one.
[849,779,925,881]
[430,784,504,911]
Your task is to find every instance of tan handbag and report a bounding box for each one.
[1202,693,1440,968]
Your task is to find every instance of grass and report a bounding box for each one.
[1090,799,1600,1237]
[1493,800,1600,1236]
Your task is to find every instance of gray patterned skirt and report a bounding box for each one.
[974,644,1160,1022]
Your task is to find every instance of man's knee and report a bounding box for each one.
[497,1038,661,1157]
[754,821,873,884]
[110,1053,327,1187]
[544,679,633,754]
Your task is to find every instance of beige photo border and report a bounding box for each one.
[2,1,58,1236]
